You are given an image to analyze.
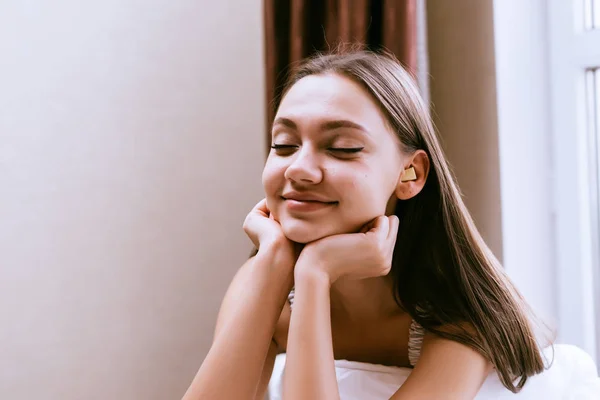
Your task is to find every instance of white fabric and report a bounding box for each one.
[268,344,600,399]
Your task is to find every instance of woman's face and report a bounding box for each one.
[262,73,405,243]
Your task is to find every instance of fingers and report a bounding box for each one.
[360,217,377,233]
[251,198,270,218]
[387,215,399,241]
[370,215,390,243]
[369,216,399,262]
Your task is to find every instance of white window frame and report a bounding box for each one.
[493,0,600,364]
[547,0,600,362]
[493,0,557,337]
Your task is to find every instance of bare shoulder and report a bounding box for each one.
[390,328,492,400]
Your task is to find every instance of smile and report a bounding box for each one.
[282,197,338,213]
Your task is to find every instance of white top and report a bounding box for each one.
[268,344,600,399]
[268,354,410,400]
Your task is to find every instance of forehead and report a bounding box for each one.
[276,73,389,131]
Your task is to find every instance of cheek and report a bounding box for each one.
[340,172,391,215]
[262,160,288,216]
[262,159,285,194]
[335,168,364,197]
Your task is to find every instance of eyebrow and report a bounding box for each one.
[272,117,369,134]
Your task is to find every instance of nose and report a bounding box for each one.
[284,146,323,184]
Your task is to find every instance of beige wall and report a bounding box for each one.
[0,1,510,398]
[426,0,504,258]
[0,1,265,399]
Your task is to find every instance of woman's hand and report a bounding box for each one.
[243,198,302,261]
[243,198,287,248]
[295,215,399,285]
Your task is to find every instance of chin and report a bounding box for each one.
[280,219,338,244]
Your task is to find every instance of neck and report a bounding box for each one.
[329,274,401,322]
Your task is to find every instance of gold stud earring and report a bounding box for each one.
[400,167,417,182]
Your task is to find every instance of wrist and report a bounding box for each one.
[260,235,291,253]
[295,254,332,288]
[256,239,296,269]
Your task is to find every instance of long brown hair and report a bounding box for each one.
[275,50,551,392]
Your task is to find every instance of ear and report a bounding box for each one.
[395,150,430,200]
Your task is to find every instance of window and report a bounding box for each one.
[585,67,600,360]
[584,0,600,29]
[548,0,600,363]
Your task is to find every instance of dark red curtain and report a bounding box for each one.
[263,0,417,151]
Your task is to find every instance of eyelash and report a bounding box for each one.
[270,144,364,154]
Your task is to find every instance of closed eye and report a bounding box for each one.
[329,147,364,153]
[270,145,364,156]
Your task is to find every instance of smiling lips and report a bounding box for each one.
[281,192,338,212]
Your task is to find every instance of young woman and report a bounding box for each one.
[182,50,551,400]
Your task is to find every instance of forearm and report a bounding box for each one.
[183,245,294,400]
[283,269,340,400]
